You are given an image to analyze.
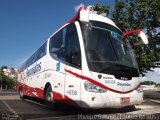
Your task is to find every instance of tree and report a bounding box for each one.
[112,0,160,32]
[1,66,7,70]
[111,0,160,49]
[0,66,17,90]
[0,73,17,90]
[90,4,110,16]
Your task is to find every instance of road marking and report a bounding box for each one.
[27,115,78,120]
[2,100,22,119]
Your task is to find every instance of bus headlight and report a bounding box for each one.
[137,86,143,93]
[84,81,107,93]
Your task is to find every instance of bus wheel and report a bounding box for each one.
[45,86,56,109]
[19,89,25,100]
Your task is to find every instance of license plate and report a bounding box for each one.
[121,97,130,104]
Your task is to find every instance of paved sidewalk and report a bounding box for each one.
[144,90,160,100]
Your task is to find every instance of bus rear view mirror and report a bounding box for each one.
[122,30,148,45]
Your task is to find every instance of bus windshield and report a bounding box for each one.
[80,21,139,77]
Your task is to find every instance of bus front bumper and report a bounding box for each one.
[80,90,143,109]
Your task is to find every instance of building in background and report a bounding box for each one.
[1,67,18,78]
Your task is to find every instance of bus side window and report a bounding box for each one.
[49,29,66,61]
[28,54,36,67]
[36,42,47,61]
[65,23,81,68]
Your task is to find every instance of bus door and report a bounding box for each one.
[54,62,66,98]
[65,23,82,105]
[50,28,66,98]
[50,23,82,104]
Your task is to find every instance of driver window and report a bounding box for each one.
[49,28,66,61]
[65,23,81,68]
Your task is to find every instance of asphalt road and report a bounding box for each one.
[0,90,160,120]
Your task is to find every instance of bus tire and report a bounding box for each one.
[19,88,25,100]
[45,86,57,109]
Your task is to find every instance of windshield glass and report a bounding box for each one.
[80,21,139,78]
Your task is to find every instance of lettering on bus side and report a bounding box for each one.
[26,62,41,76]
[104,80,131,86]
[104,80,116,84]
[117,82,131,86]
[67,90,77,95]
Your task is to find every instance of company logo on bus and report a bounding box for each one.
[26,62,41,76]
[98,75,113,80]
[117,82,131,86]
[98,74,102,79]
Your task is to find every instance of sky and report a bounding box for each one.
[0,0,114,68]
[141,67,160,84]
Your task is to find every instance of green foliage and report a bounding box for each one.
[90,4,110,16]
[0,68,17,89]
[141,52,156,68]
[155,83,160,87]
[1,76,17,89]
[112,0,160,32]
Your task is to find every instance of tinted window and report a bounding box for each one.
[36,42,47,61]
[80,21,139,77]
[20,42,47,71]
[49,23,81,68]
[28,54,35,67]
[49,29,66,61]
[66,24,81,68]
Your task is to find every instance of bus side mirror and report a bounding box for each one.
[122,30,148,45]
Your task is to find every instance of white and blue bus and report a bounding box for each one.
[17,6,148,109]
